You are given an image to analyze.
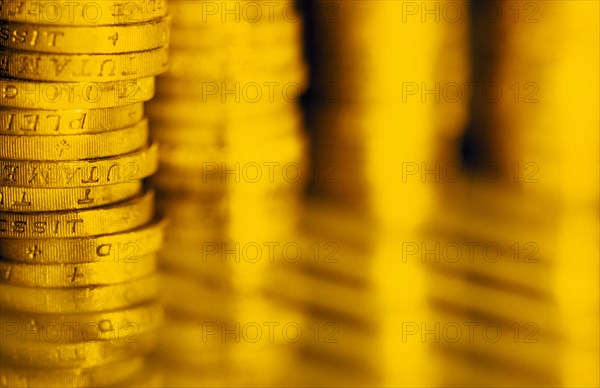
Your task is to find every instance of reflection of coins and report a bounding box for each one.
[0,119,149,160]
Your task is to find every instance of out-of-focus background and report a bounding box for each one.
[149,0,599,386]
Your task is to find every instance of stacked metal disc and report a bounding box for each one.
[423,1,599,386]
[264,199,385,386]
[299,0,470,385]
[306,0,470,229]
[0,1,169,386]
[421,181,563,386]
[146,1,308,385]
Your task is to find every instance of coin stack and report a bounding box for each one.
[307,0,470,229]
[0,1,169,386]
[302,0,470,386]
[146,0,308,386]
[421,181,563,387]
[264,200,384,387]
[464,1,599,386]
[470,0,599,205]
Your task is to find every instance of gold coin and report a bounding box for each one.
[152,166,307,195]
[0,104,144,135]
[0,77,155,109]
[153,73,306,100]
[0,0,167,26]
[146,95,299,127]
[156,132,306,173]
[0,47,169,82]
[0,118,149,161]
[0,142,158,188]
[0,219,164,264]
[0,189,155,238]
[146,96,298,125]
[0,18,170,54]
[0,357,145,388]
[0,332,158,368]
[167,17,301,49]
[0,182,142,212]
[165,45,304,80]
[0,253,157,287]
[0,274,159,313]
[149,108,301,143]
[0,302,162,342]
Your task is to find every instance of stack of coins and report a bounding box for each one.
[0,1,169,386]
[264,200,384,387]
[421,181,563,387]
[306,0,470,229]
[146,1,308,385]
[464,1,599,386]
[301,1,470,386]
[470,0,599,205]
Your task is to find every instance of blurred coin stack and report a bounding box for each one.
[265,201,384,387]
[0,1,169,386]
[304,1,469,386]
[146,0,308,385]
[423,181,563,387]
[307,0,470,228]
[465,1,599,386]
